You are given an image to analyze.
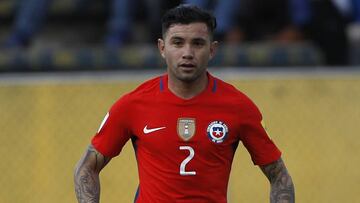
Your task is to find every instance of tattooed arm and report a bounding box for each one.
[260,158,295,203]
[74,145,111,203]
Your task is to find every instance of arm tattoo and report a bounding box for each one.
[74,145,111,203]
[261,158,295,203]
[75,167,100,203]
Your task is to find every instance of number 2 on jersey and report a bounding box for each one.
[179,146,196,176]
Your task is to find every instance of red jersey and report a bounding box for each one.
[92,73,281,203]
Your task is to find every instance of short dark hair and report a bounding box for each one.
[161,4,217,39]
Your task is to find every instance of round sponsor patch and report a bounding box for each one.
[207,121,228,143]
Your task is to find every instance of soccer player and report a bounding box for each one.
[74,5,295,203]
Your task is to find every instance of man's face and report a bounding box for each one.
[158,22,217,83]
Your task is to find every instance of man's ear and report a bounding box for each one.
[158,38,165,59]
[209,40,218,60]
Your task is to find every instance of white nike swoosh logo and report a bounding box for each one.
[143,125,166,134]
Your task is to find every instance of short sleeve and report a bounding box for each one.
[91,95,132,158]
[239,98,281,166]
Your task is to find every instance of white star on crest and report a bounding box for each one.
[214,129,222,135]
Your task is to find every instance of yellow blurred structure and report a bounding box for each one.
[0,71,359,203]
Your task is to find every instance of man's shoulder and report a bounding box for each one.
[111,75,163,108]
[213,75,246,97]
[129,75,164,96]
[212,74,258,109]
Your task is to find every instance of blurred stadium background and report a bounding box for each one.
[1,0,360,202]
[1,69,360,203]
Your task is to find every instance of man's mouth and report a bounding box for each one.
[179,63,196,68]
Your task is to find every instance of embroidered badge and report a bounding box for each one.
[177,118,196,141]
[207,121,228,143]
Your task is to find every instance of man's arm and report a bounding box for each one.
[260,157,295,203]
[74,144,111,203]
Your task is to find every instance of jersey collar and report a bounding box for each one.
[159,72,217,103]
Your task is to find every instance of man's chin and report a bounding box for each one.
[168,66,206,83]
[176,71,202,82]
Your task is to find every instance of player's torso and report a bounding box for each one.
[129,88,241,203]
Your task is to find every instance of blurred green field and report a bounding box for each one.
[0,74,359,202]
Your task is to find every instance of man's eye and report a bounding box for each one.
[173,41,182,46]
[193,41,205,47]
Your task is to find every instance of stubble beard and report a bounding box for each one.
[173,65,206,83]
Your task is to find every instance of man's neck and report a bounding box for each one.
[168,74,208,100]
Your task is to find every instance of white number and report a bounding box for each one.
[179,146,196,176]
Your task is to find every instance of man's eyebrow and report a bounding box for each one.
[169,36,184,41]
[192,37,207,42]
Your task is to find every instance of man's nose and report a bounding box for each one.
[182,44,194,59]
